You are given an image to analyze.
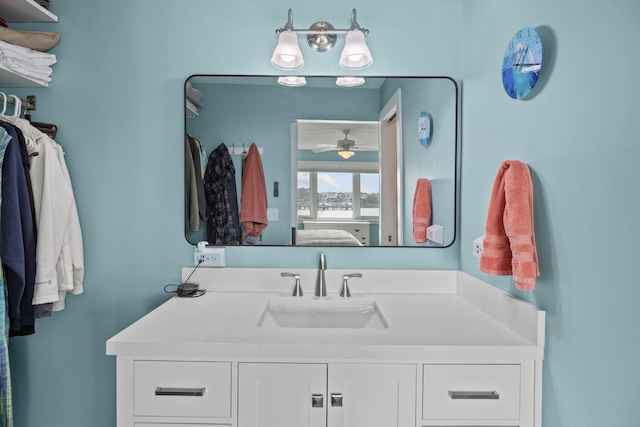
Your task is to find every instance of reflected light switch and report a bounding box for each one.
[267,208,279,221]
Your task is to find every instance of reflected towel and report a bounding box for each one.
[412,178,432,243]
[479,160,539,290]
[240,143,268,237]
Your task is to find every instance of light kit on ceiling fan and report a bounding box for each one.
[272,9,373,85]
[338,148,355,159]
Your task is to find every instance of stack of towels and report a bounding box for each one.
[0,39,56,86]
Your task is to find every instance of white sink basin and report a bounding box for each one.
[258,297,388,329]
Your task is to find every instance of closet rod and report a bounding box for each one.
[230,146,263,155]
[4,94,37,111]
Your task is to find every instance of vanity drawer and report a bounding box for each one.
[134,361,231,418]
[422,364,520,420]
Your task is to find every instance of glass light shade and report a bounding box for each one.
[338,149,355,159]
[336,76,365,87]
[277,76,307,87]
[271,31,304,70]
[339,30,373,70]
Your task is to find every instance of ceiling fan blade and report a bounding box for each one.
[312,144,340,153]
[351,145,376,151]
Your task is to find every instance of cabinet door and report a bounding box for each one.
[238,363,327,427]
[327,364,416,427]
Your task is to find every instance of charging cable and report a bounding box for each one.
[163,259,207,298]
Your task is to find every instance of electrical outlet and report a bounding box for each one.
[426,224,444,245]
[473,235,485,258]
[194,247,226,267]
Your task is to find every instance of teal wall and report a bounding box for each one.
[5,1,461,426]
[459,0,640,426]
[5,0,638,425]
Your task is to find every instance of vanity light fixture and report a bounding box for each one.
[272,9,372,71]
[338,149,355,159]
[336,76,365,87]
[277,76,307,87]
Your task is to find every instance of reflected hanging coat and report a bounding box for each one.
[203,143,241,244]
[240,143,268,240]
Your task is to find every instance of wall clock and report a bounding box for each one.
[502,27,543,99]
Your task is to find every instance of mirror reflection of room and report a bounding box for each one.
[185,76,458,247]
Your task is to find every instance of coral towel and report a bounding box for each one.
[412,178,432,243]
[240,143,268,237]
[479,160,539,290]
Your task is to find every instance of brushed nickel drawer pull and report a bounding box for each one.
[448,390,499,400]
[155,387,206,397]
[311,394,324,408]
[331,393,343,407]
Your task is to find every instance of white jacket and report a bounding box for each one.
[11,118,84,309]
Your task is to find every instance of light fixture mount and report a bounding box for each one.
[307,22,337,52]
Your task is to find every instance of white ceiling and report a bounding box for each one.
[297,119,379,150]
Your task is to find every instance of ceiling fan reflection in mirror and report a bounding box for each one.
[312,129,375,159]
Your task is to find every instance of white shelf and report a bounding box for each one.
[0,63,47,87]
[0,0,57,22]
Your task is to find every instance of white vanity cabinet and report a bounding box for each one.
[238,363,416,427]
[107,269,545,427]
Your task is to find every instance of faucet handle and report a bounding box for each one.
[281,272,303,297]
[340,273,363,298]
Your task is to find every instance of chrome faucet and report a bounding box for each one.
[315,253,327,297]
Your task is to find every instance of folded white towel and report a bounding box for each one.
[0,39,56,66]
[0,57,52,79]
[0,56,52,75]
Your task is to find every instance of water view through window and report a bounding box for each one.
[297,172,379,219]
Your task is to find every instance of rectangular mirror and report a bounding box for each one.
[185,75,458,247]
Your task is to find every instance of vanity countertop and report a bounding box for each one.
[106,269,544,362]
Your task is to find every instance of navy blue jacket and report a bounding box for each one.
[0,121,36,335]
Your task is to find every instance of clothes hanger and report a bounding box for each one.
[0,92,6,116]
[9,94,21,118]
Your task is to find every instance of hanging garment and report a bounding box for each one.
[51,142,84,311]
[0,121,36,335]
[239,143,267,244]
[0,126,14,427]
[203,143,241,245]
[185,135,207,233]
[9,117,84,309]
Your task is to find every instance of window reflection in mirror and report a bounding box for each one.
[185,75,458,248]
